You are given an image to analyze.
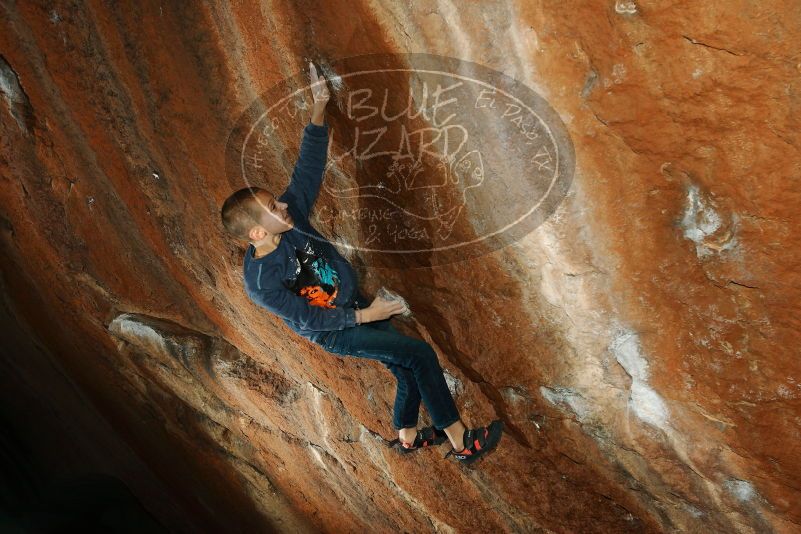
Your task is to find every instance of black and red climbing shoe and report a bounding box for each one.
[443,420,504,464]
[389,426,449,454]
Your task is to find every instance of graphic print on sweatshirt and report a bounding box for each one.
[286,241,340,308]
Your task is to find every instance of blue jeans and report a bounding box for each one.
[308,297,461,431]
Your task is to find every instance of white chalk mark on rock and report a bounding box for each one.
[615,0,638,15]
[610,328,669,430]
[680,183,737,258]
[723,479,758,503]
[540,386,591,423]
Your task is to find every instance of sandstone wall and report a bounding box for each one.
[1,1,799,532]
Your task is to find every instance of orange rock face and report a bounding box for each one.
[1,1,799,532]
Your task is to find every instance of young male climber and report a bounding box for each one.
[220,62,503,464]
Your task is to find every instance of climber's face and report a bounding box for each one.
[248,191,293,241]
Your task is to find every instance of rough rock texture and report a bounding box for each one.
[1,1,799,533]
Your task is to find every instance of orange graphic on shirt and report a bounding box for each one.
[299,285,338,308]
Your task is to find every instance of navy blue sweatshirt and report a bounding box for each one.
[242,121,363,339]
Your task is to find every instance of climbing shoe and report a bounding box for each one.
[388,426,449,454]
[443,420,504,464]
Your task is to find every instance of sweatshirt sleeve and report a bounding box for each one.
[250,285,357,331]
[282,120,330,220]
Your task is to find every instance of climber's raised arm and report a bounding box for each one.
[282,61,331,220]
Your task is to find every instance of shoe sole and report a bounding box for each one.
[459,420,504,465]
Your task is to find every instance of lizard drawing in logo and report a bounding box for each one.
[325,124,485,241]
[291,247,340,309]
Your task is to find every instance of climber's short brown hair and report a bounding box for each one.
[220,186,271,242]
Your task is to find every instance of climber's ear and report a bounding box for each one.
[248,223,266,242]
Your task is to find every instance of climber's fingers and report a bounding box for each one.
[309,62,330,104]
[309,61,319,83]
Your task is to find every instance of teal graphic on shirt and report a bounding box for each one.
[313,257,339,286]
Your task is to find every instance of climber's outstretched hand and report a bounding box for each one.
[309,62,330,106]
[362,296,408,323]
